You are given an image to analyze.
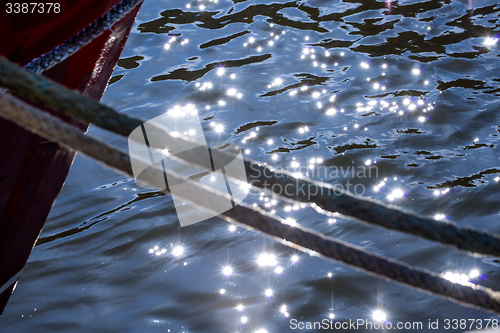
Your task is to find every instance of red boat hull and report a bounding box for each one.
[0,0,142,314]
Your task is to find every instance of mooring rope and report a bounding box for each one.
[1,57,500,258]
[0,270,22,295]
[1,91,500,314]
[0,92,133,175]
[23,0,143,73]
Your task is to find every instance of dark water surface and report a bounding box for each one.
[2,0,500,332]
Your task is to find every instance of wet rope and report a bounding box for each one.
[0,270,22,295]
[0,57,140,137]
[1,91,500,314]
[1,57,500,257]
[23,0,143,73]
[0,92,133,175]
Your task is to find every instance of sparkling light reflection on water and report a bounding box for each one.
[2,0,500,332]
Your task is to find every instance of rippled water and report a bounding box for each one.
[2,0,500,332]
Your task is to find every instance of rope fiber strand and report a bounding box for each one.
[1,91,500,315]
[1,56,500,258]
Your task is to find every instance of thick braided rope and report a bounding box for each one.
[225,206,500,314]
[244,163,500,256]
[23,0,143,73]
[0,93,132,175]
[1,57,500,257]
[1,92,500,314]
[0,57,140,137]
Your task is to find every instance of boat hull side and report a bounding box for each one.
[0,1,142,315]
